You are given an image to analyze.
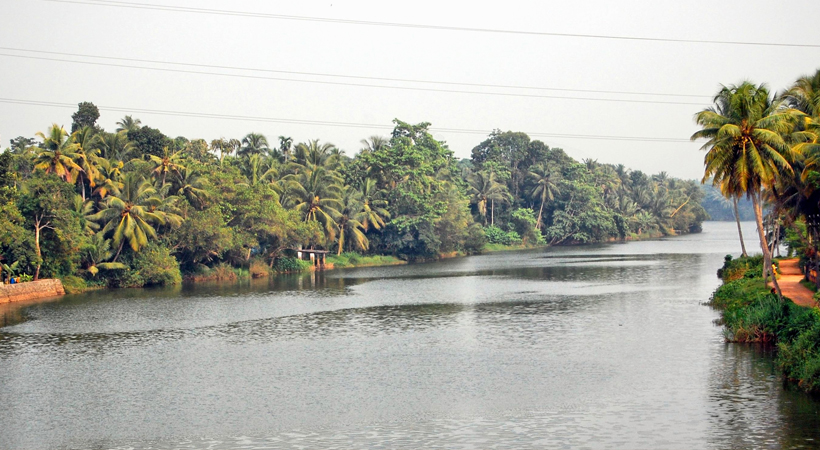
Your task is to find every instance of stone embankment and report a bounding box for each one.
[0,279,66,304]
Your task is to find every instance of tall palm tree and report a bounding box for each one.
[358,178,390,231]
[467,170,509,226]
[529,163,561,230]
[71,126,103,200]
[692,82,799,294]
[148,147,186,185]
[33,124,82,182]
[239,133,269,158]
[360,136,388,154]
[173,167,209,209]
[116,115,142,134]
[278,136,293,162]
[89,173,167,260]
[294,139,337,168]
[335,186,369,254]
[93,159,125,199]
[98,131,135,161]
[282,166,343,242]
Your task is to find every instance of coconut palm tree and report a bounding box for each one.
[358,178,390,231]
[278,136,293,162]
[148,147,185,185]
[467,170,509,226]
[33,124,82,182]
[294,139,338,168]
[239,133,270,158]
[89,173,167,260]
[529,163,561,230]
[692,82,799,294]
[93,159,125,199]
[116,115,142,134]
[282,166,343,242]
[335,186,369,254]
[173,167,209,209]
[97,131,135,161]
[360,136,388,154]
[71,126,103,200]
[83,232,127,276]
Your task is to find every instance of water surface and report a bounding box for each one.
[2,221,819,449]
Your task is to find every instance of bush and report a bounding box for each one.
[717,254,764,282]
[249,259,270,278]
[484,225,522,246]
[108,244,182,288]
[273,256,312,273]
[463,224,487,254]
[60,275,87,294]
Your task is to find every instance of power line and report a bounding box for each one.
[45,0,820,49]
[0,53,706,106]
[0,46,711,99]
[0,97,694,144]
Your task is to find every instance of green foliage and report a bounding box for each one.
[61,275,88,294]
[484,225,522,246]
[108,243,181,288]
[326,252,403,268]
[717,254,765,282]
[272,256,312,273]
[127,126,171,158]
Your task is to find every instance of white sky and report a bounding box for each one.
[1,0,818,179]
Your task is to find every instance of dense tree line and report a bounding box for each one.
[0,107,705,288]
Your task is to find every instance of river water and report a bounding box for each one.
[1,221,819,449]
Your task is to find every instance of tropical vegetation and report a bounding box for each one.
[1,104,706,289]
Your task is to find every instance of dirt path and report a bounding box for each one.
[770,259,818,308]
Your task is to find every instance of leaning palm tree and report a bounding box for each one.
[239,133,269,158]
[33,124,83,182]
[467,170,509,226]
[335,186,369,254]
[529,163,561,230]
[89,173,166,260]
[692,82,799,295]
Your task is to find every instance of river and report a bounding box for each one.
[1,221,819,449]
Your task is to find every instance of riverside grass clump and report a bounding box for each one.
[711,255,820,393]
[326,252,404,269]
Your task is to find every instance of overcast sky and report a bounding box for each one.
[1,0,818,179]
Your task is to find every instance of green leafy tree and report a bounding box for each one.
[71,101,101,133]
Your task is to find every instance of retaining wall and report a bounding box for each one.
[0,279,66,304]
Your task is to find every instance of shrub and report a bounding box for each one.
[60,275,87,294]
[108,244,182,287]
[484,225,522,246]
[273,256,312,273]
[249,259,270,278]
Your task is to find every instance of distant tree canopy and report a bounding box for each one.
[1,105,710,287]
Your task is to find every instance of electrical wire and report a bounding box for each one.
[0,46,711,99]
[44,0,820,48]
[0,97,695,143]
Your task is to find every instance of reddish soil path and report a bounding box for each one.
[771,259,818,308]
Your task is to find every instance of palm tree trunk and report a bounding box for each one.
[338,228,345,255]
[491,199,495,226]
[34,225,41,281]
[733,197,747,257]
[536,197,545,230]
[113,240,125,262]
[752,191,781,299]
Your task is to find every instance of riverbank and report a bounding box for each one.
[0,279,65,303]
[712,255,820,392]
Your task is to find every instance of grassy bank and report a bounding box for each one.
[712,255,820,392]
[326,253,405,269]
